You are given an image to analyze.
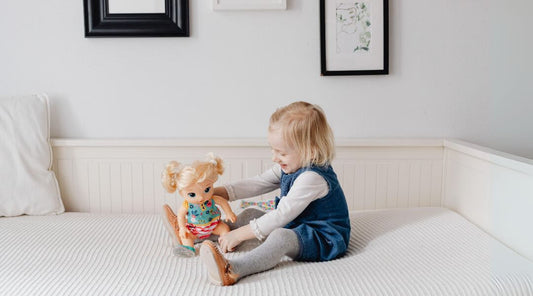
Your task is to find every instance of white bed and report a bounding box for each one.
[2,207,532,296]
[1,95,533,296]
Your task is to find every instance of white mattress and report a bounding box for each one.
[1,207,532,296]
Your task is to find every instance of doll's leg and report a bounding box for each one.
[174,236,196,257]
[162,204,182,246]
[163,204,196,257]
[211,221,230,236]
[200,228,300,286]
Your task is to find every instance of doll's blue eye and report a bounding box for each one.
[188,193,196,198]
[204,187,211,193]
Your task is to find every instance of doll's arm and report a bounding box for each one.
[213,195,237,223]
[177,203,192,240]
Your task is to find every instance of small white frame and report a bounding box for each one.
[212,0,287,10]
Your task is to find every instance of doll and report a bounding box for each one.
[161,153,237,257]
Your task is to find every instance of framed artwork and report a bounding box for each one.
[213,0,287,10]
[320,0,389,75]
[83,0,189,37]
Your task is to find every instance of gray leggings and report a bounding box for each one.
[226,209,301,278]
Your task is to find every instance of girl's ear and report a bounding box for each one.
[161,161,181,193]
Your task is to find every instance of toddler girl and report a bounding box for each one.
[200,101,351,286]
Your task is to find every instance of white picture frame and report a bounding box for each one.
[213,0,287,10]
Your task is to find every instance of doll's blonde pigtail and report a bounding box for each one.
[206,152,224,176]
[190,153,224,185]
[161,161,182,193]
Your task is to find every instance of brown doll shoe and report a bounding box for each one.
[200,240,239,286]
[162,204,181,246]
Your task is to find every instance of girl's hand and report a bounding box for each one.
[218,230,242,253]
[218,224,255,253]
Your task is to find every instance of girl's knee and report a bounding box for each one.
[231,209,266,228]
[267,229,300,258]
[239,208,265,219]
[268,228,295,241]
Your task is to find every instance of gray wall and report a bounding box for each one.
[1,0,531,158]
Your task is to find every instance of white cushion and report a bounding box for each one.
[0,94,64,216]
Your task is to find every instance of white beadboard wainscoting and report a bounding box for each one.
[51,138,444,214]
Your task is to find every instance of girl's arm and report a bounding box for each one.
[219,165,282,202]
[213,186,229,200]
[218,171,329,253]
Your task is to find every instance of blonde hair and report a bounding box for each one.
[269,101,335,167]
[161,153,224,194]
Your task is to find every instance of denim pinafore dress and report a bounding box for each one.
[275,165,351,261]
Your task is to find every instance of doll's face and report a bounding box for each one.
[179,180,215,204]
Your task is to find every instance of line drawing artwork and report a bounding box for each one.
[336,1,372,54]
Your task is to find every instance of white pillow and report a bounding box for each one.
[0,94,64,216]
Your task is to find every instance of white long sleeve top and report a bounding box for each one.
[224,164,329,240]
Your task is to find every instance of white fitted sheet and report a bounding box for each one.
[1,207,532,295]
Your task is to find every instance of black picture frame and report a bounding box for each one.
[320,0,389,75]
[83,0,189,37]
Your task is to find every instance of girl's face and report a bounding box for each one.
[268,127,302,174]
[179,180,214,204]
